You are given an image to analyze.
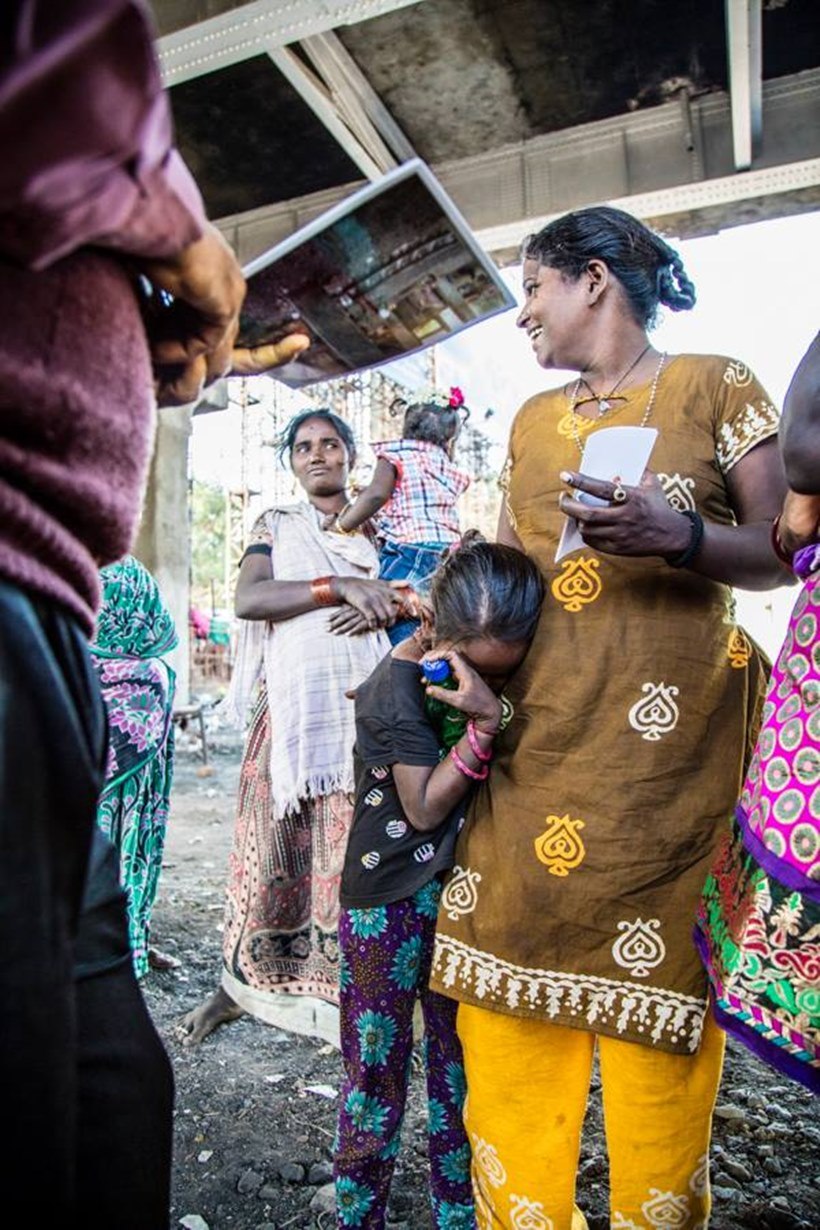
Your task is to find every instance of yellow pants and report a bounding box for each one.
[458,1004,725,1230]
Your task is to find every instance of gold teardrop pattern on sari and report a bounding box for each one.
[727,627,752,668]
[556,410,596,441]
[550,557,602,612]
[534,813,586,877]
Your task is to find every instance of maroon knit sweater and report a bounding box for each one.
[0,250,155,635]
[0,0,206,635]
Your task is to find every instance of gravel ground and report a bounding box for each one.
[143,735,820,1230]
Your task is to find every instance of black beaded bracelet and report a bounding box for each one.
[667,509,705,569]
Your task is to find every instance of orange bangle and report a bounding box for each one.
[310,576,338,606]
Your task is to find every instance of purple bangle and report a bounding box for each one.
[466,719,494,763]
[450,746,489,781]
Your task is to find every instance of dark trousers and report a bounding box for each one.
[0,580,173,1226]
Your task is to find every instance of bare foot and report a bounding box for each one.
[177,986,244,1046]
[148,947,181,972]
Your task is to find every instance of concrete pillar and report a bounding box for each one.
[134,404,194,704]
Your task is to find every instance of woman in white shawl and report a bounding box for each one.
[181,410,401,1046]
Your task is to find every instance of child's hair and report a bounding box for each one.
[390,394,470,450]
[277,408,357,466]
[430,540,544,644]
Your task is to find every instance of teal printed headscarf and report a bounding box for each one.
[93,554,178,661]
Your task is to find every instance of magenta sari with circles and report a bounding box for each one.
[695,543,820,1093]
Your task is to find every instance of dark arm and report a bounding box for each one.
[336,458,398,532]
[390,650,502,833]
[392,734,491,833]
[234,550,403,628]
[780,332,820,494]
[686,438,791,589]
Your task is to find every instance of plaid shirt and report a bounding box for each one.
[373,440,470,545]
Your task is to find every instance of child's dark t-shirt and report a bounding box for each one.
[340,654,466,909]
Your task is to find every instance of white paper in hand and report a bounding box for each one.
[556,426,658,562]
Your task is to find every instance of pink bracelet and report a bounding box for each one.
[466,719,494,763]
[450,745,489,781]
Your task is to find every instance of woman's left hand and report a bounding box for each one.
[558,469,692,559]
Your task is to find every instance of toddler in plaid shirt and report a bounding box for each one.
[330,389,471,644]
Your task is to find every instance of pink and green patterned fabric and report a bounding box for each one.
[695,544,819,1093]
[91,555,177,977]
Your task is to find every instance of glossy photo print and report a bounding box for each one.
[237,160,516,387]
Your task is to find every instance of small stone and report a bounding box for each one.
[722,1158,752,1182]
[310,1182,336,1216]
[257,1184,279,1200]
[763,1157,784,1177]
[712,1184,741,1203]
[237,1169,264,1195]
[179,1217,210,1230]
[196,765,216,778]
[770,1195,791,1211]
[277,1161,305,1183]
[714,1103,746,1122]
[308,1161,334,1185]
[197,1151,213,1164]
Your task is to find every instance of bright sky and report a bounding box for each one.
[191,208,820,657]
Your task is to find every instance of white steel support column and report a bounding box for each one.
[300,31,417,164]
[725,0,763,170]
[267,44,393,179]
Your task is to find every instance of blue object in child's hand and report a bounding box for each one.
[420,658,451,684]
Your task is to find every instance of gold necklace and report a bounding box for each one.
[574,343,651,417]
[568,350,666,455]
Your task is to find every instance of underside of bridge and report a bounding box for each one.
[143,0,820,700]
[153,0,820,263]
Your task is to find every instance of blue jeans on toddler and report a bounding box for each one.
[378,541,450,645]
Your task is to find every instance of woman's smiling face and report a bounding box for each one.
[516,258,588,370]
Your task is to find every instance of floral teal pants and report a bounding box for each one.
[334,881,475,1228]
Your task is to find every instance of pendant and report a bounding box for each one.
[598,399,611,415]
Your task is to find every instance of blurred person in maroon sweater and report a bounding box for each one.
[0,2,306,1223]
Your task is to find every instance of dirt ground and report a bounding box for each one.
[143,731,820,1230]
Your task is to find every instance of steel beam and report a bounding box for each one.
[157,0,426,87]
[213,69,820,261]
[267,45,387,180]
[300,30,417,164]
[725,0,763,170]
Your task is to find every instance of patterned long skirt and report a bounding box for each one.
[221,688,352,1010]
[335,883,475,1229]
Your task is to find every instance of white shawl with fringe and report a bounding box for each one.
[220,503,390,816]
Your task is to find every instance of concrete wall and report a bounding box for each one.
[134,405,194,704]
